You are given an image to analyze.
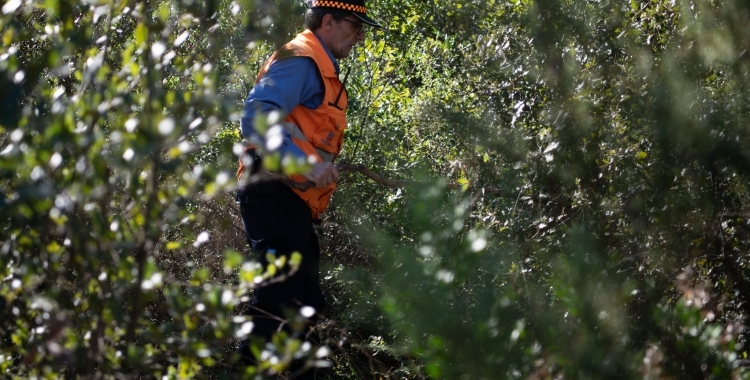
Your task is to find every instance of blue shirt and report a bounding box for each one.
[240,37,340,160]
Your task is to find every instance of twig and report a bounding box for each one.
[198,197,245,233]
[247,161,524,200]
[247,163,432,191]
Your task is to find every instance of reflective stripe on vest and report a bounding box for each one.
[281,122,337,163]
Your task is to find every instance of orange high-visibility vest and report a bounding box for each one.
[238,30,347,219]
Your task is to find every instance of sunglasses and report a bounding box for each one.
[340,18,365,36]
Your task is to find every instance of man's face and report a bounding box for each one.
[328,16,366,59]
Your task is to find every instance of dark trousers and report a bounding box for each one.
[236,180,326,378]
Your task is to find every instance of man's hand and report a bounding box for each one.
[302,162,340,188]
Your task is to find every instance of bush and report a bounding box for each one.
[2,0,750,378]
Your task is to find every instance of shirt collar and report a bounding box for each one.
[311,31,340,75]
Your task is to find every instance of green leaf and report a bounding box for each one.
[135,23,148,47]
[223,250,243,273]
[289,252,303,270]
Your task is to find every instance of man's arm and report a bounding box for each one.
[240,56,324,160]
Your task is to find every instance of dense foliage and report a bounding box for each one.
[2,0,750,378]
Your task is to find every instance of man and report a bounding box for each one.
[235,0,381,376]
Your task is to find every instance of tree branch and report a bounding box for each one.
[244,160,520,199]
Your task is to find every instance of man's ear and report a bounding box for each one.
[320,14,337,31]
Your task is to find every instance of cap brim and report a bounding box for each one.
[352,12,382,28]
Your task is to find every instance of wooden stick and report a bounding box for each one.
[249,160,433,191]
[246,160,513,198]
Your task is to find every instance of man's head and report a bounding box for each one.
[304,0,381,59]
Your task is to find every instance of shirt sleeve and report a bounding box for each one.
[240,56,325,160]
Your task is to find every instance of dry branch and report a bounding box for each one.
[245,160,516,198]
